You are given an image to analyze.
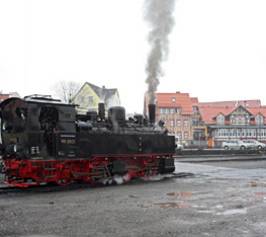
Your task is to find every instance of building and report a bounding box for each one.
[153,91,266,147]
[72,82,120,114]
[0,92,20,102]
[198,100,266,147]
[153,92,204,145]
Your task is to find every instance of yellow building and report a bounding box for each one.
[72,82,120,114]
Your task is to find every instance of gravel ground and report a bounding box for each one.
[1,161,266,237]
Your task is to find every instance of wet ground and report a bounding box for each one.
[1,159,266,237]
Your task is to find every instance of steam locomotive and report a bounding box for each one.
[0,95,175,187]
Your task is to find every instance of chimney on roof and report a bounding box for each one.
[176,91,180,94]
[102,86,106,89]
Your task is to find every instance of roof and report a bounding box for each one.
[198,100,264,124]
[247,106,266,117]
[199,100,261,108]
[0,92,20,102]
[156,92,196,115]
[73,82,119,103]
[0,94,10,101]
[86,82,118,101]
[198,106,235,124]
[199,105,266,124]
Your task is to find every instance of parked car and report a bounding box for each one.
[242,140,266,150]
[222,140,249,150]
[176,143,184,151]
[175,137,184,151]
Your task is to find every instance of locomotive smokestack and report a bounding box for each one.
[98,103,105,120]
[148,104,156,124]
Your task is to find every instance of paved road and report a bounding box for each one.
[196,159,266,169]
[1,160,266,237]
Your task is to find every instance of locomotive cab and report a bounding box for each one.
[0,98,28,157]
[0,96,77,159]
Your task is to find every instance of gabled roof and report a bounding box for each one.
[156,92,197,115]
[199,104,266,124]
[198,106,235,124]
[73,82,119,103]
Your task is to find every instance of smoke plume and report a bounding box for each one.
[144,0,176,104]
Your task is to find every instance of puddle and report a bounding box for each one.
[166,191,192,198]
[197,210,214,214]
[128,194,139,198]
[249,181,266,187]
[217,208,247,215]
[154,202,190,209]
[20,235,62,237]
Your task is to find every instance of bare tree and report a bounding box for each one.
[53,81,81,103]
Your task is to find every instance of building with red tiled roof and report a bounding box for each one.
[148,92,204,145]
[156,92,194,115]
[0,92,20,102]
[152,90,266,147]
[199,103,266,147]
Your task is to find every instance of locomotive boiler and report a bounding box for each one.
[0,95,175,187]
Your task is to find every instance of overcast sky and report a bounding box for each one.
[0,0,266,113]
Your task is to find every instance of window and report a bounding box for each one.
[184,132,189,139]
[170,108,175,114]
[192,106,198,113]
[171,97,176,103]
[170,120,174,127]
[88,96,94,106]
[231,114,248,125]
[184,120,189,127]
[217,114,225,125]
[176,120,181,127]
[176,108,181,114]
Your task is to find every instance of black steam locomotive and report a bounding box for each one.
[0,95,175,187]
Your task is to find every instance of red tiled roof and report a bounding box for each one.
[156,92,195,115]
[0,94,10,101]
[247,107,266,118]
[199,100,261,108]
[0,92,20,102]
[198,106,236,124]
[199,105,266,124]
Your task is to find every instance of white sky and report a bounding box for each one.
[0,0,266,113]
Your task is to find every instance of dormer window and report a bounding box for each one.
[217,114,225,125]
[171,97,176,103]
